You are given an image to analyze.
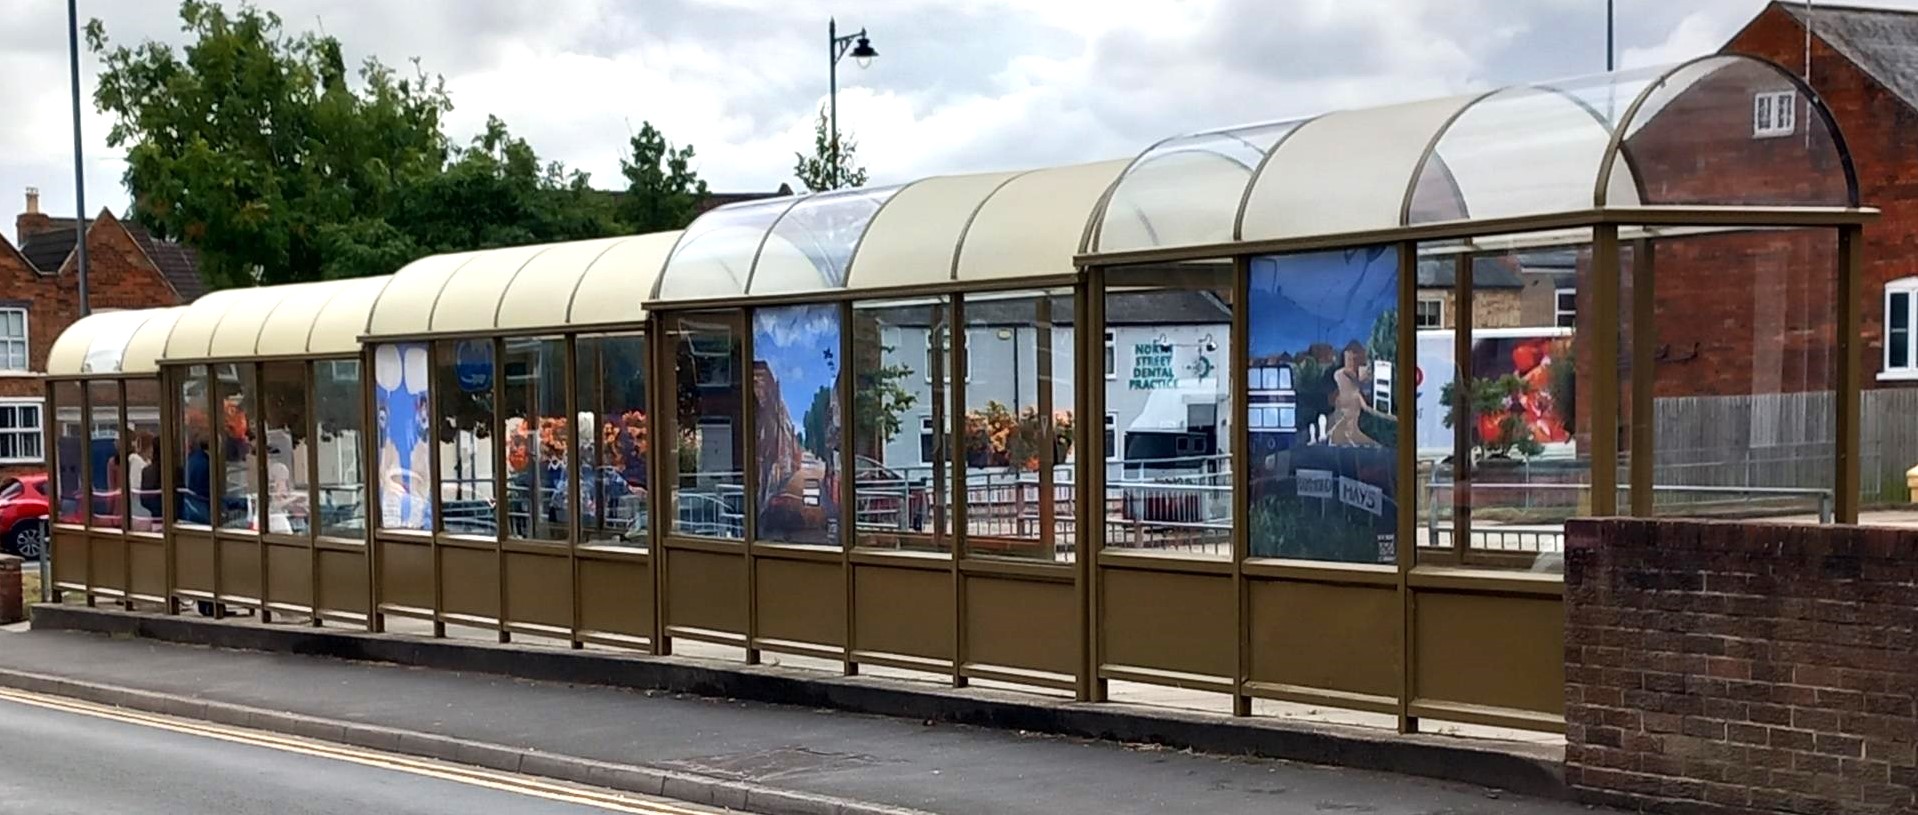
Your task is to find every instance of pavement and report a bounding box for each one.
[0,624,1601,815]
[0,688,722,814]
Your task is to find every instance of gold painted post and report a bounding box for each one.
[204,371,221,617]
[1590,225,1622,517]
[1082,268,1109,702]
[363,347,384,633]
[564,336,583,649]
[118,380,133,610]
[429,344,446,639]
[307,361,323,626]
[1451,254,1472,562]
[1229,257,1251,718]
[1036,295,1056,562]
[160,368,178,615]
[1072,280,1096,701]
[80,380,93,606]
[1629,241,1656,517]
[1395,241,1419,735]
[741,310,761,666]
[838,302,859,675]
[649,317,671,656]
[949,295,970,688]
[493,338,510,643]
[1835,225,1863,523]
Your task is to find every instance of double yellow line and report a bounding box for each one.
[0,687,718,814]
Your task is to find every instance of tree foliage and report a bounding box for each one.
[89,1,708,290]
[793,105,869,192]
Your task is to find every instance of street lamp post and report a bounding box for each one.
[828,18,878,190]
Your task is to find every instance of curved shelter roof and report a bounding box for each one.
[47,307,188,376]
[163,276,394,361]
[364,232,680,339]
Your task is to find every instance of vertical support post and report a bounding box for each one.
[44,379,59,605]
[428,344,445,638]
[80,380,93,606]
[118,379,133,610]
[1629,240,1657,517]
[740,310,761,665]
[160,368,178,614]
[492,338,510,643]
[1835,225,1863,523]
[1229,258,1251,718]
[948,295,970,688]
[838,302,859,674]
[649,318,672,656]
[1395,241,1419,735]
[252,366,271,623]
[1071,280,1095,701]
[1450,254,1473,561]
[1591,225,1622,517]
[1036,295,1056,561]
[307,361,323,625]
[564,336,583,649]
[1082,269,1109,703]
[363,348,384,633]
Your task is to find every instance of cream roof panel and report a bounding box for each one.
[48,309,167,375]
[308,277,391,354]
[252,283,326,357]
[567,232,680,327]
[428,243,549,333]
[498,237,629,330]
[207,286,292,358]
[1240,95,1474,241]
[955,159,1126,282]
[366,252,478,337]
[120,307,186,374]
[164,289,253,359]
[845,171,1021,290]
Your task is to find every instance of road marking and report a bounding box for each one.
[0,687,718,815]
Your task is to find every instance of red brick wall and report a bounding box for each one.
[1727,5,1918,389]
[1565,518,1916,814]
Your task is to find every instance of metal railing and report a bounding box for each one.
[1421,479,1835,553]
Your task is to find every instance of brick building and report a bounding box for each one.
[1,189,204,479]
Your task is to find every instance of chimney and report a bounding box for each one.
[17,187,52,245]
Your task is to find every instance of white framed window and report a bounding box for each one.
[924,327,971,383]
[1251,365,1294,393]
[919,415,937,463]
[0,399,43,463]
[1248,405,1299,433]
[1104,413,1118,461]
[1555,288,1577,329]
[1884,277,1918,380]
[1414,298,1444,329]
[1104,330,1116,379]
[688,332,734,388]
[1753,90,1796,139]
[0,308,26,372]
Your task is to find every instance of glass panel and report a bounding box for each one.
[1246,248,1400,563]
[125,378,164,532]
[436,340,497,536]
[959,291,1071,560]
[261,362,309,536]
[1614,57,1851,208]
[1097,120,1304,252]
[54,381,85,525]
[1888,292,1911,371]
[175,365,212,527]
[752,305,843,545]
[751,185,900,295]
[316,359,366,538]
[1104,264,1233,558]
[87,381,123,528]
[669,314,745,540]
[577,335,650,548]
[215,363,259,532]
[503,337,568,542]
[658,198,797,300]
[374,343,433,532]
[851,297,949,552]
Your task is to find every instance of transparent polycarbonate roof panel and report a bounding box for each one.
[1240,94,1473,241]
[750,184,901,295]
[1408,65,1670,224]
[1096,119,1306,252]
[657,196,799,300]
[1610,56,1854,209]
[75,310,153,373]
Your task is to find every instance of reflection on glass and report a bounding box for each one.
[54,381,85,525]
[125,379,164,532]
[261,362,309,536]
[851,298,947,552]
[671,316,745,540]
[87,380,122,528]
[436,340,497,536]
[215,363,258,532]
[1103,268,1233,557]
[752,305,842,546]
[576,335,650,547]
[1246,248,1400,563]
[374,344,432,532]
[315,360,366,538]
[504,337,568,542]
[960,292,1071,560]
[175,365,212,527]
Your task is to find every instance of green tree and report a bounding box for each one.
[88,0,451,287]
[793,105,869,192]
[618,122,708,232]
[800,384,834,462]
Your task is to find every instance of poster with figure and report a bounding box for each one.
[375,343,433,530]
[1246,247,1400,563]
[752,304,843,545]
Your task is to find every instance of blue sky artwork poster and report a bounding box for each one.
[1247,246,1397,360]
[753,304,842,434]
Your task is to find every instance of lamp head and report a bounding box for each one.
[850,36,878,69]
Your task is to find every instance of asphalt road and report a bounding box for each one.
[0,692,713,815]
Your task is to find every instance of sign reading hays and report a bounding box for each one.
[1295,468,1383,517]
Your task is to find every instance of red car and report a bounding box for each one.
[0,474,49,560]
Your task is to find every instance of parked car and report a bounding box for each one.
[0,474,50,559]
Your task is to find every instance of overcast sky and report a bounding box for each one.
[6,0,1918,238]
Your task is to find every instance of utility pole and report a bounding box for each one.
[1606,0,1615,72]
[68,0,90,315]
